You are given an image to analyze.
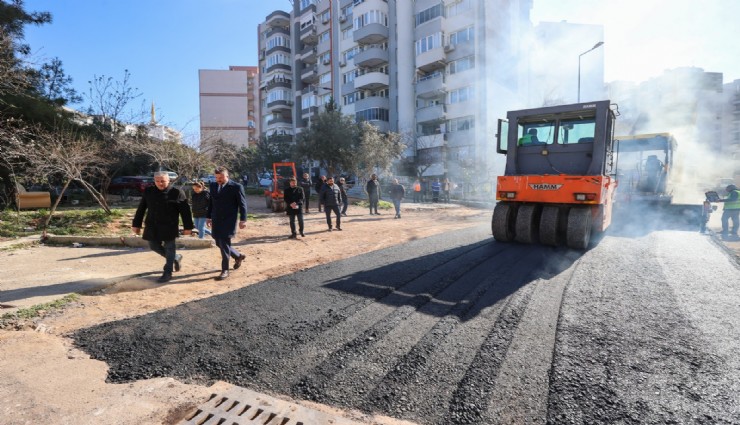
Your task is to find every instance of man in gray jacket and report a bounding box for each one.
[320,176,343,231]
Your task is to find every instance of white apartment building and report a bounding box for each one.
[199,66,260,148]
[258,0,536,181]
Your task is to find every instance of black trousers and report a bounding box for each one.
[325,205,341,229]
[289,211,304,234]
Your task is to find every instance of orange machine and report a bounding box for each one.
[492,101,618,249]
[264,162,297,213]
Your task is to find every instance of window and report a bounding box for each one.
[416,33,442,55]
[321,93,332,106]
[266,53,290,67]
[302,94,317,109]
[448,86,473,104]
[343,46,360,62]
[448,116,475,132]
[343,69,360,84]
[341,4,353,17]
[320,10,331,22]
[300,0,316,10]
[267,89,292,103]
[448,56,475,74]
[342,27,353,40]
[318,52,331,64]
[558,118,596,144]
[318,30,330,44]
[355,108,389,122]
[267,35,290,50]
[415,4,443,26]
[446,0,472,18]
[319,72,331,85]
[449,27,474,46]
[353,10,388,30]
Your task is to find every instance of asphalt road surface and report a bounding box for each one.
[74,224,740,424]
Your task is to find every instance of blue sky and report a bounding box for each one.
[22,0,740,139]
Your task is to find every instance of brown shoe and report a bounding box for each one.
[233,254,246,269]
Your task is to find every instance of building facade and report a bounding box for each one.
[258,0,533,182]
[199,66,260,148]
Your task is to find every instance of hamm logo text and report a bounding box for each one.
[529,184,563,190]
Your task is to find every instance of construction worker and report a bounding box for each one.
[717,184,740,239]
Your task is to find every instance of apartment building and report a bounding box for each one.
[258,0,532,180]
[199,66,260,149]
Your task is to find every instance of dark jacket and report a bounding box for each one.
[299,176,312,196]
[207,180,248,239]
[320,183,342,207]
[133,185,193,242]
[389,183,405,200]
[284,186,305,215]
[366,179,381,198]
[337,182,348,203]
[315,178,326,194]
[191,190,211,218]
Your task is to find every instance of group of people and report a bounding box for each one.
[133,168,453,283]
[411,178,452,203]
[132,167,247,283]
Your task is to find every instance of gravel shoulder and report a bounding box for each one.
[0,197,488,425]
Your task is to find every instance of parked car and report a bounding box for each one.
[258,172,273,188]
[108,176,154,196]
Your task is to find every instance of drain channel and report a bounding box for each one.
[179,385,365,425]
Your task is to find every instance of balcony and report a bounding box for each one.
[301,106,319,117]
[417,134,445,149]
[265,63,291,74]
[353,23,389,44]
[267,115,292,126]
[266,10,290,28]
[300,26,318,45]
[416,46,446,73]
[354,96,390,111]
[415,73,445,99]
[265,27,289,39]
[416,104,446,123]
[354,46,389,67]
[265,44,290,56]
[266,99,293,111]
[354,71,389,90]
[261,77,292,90]
[299,46,318,64]
[300,65,318,83]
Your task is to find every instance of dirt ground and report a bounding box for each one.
[0,196,489,425]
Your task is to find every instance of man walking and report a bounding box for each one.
[299,172,312,213]
[284,177,305,238]
[718,184,740,239]
[315,175,327,212]
[207,166,248,280]
[132,171,193,283]
[366,173,381,215]
[389,178,405,219]
[320,176,342,231]
[337,177,349,216]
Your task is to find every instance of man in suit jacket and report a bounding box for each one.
[207,166,248,280]
[132,171,193,283]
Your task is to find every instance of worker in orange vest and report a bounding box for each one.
[413,179,421,203]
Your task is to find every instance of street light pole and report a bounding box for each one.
[577,41,604,103]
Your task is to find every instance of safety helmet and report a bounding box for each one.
[727,184,737,192]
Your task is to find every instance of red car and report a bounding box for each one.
[107,176,154,196]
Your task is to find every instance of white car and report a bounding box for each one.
[258,173,273,188]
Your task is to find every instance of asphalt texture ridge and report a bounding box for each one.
[73,227,740,425]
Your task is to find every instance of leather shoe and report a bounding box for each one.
[289,234,297,239]
[157,273,172,283]
[174,254,182,272]
[336,227,342,231]
[300,231,305,237]
[233,254,246,270]
[216,270,229,280]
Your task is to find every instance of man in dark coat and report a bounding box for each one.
[132,172,193,283]
[366,173,381,215]
[207,166,248,280]
[284,177,305,238]
[299,172,312,213]
[315,175,327,212]
[337,177,349,216]
[320,176,342,231]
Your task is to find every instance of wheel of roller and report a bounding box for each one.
[265,195,272,208]
[566,206,592,250]
[492,202,518,242]
[514,204,542,244]
[539,205,563,246]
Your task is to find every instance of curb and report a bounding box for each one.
[43,235,213,249]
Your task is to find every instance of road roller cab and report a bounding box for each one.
[492,100,618,249]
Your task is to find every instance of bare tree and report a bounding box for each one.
[3,123,112,234]
[86,69,144,131]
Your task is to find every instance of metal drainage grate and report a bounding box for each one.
[179,385,365,425]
